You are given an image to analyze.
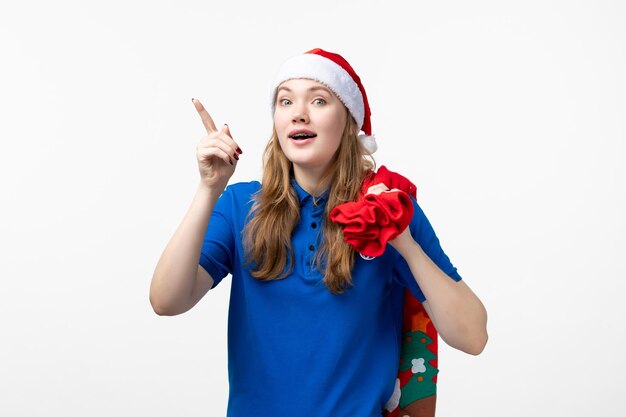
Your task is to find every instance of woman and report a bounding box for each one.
[150,48,488,417]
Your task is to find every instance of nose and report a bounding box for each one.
[291,102,309,124]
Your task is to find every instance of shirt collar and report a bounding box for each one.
[291,177,329,206]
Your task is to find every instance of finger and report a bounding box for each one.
[192,98,218,133]
[199,134,239,161]
[366,183,390,195]
[197,146,234,166]
[222,123,231,137]
[218,124,242,157]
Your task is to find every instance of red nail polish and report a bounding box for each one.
[236,147,243,154]
[234,153,239,161]
[229,157,233,165]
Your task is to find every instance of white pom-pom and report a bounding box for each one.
[357,134,377,154]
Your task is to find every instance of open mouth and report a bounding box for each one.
[288,130,317,141]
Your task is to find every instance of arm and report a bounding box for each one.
[149,183,221,316]
[150,98,241,316]
[390,228,488,355]
[364,183,487,354]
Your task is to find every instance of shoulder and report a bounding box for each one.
[408,194,435,229]
[223,180,261,198]
[224,180,261,196]
[408,194,426,217]
[215,180,261,210]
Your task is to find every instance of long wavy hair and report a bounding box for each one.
[242,110,375,294]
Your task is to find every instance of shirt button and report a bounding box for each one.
[311,222,317,229]
[309,245,315,251]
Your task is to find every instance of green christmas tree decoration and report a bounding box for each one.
[399,330,439,407]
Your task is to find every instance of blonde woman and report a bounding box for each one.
[150,48,488,417]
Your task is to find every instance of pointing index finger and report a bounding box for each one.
[192,98,218,133]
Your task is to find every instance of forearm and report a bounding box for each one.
[399,239,488,355]
[149,182,223,315]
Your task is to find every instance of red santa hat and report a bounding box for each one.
[270,48,377,154]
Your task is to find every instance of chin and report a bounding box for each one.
[288,158,323,169]
[284,149,319,165]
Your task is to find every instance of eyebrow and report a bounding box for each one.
[276,85,333,95]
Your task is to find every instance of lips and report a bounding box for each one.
[288,129,317,140]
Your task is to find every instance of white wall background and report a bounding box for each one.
[1,0,624,415]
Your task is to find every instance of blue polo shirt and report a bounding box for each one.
[199,179,462,417]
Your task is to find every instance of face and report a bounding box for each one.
[273,78,348,175]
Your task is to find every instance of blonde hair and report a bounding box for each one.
[242,111,375,294]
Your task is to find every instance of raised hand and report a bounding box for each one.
[192,98,242,190]
[365,182,401,195]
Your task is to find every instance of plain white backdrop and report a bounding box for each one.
[1,0,624,415]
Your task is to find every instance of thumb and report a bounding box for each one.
[222,123,232,138]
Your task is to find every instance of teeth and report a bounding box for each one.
[291,133,316,139]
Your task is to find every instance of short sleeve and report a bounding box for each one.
[393,196,463,302]
[199,185,237,289]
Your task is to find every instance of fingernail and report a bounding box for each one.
[191,98,195,102]
[236,147,243,154]
[233,153,239,161]
[229,157,233,165]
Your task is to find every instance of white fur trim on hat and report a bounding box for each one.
[270,54,365,131]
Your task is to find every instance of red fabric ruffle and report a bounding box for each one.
[330,166,417,257]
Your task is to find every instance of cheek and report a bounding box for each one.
[330,114,347,138]
[273,111,289,129]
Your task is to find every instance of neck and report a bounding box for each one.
[292,165,331,197]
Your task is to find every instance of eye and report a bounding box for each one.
[279,98,291,106]
[313,98,326,105]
